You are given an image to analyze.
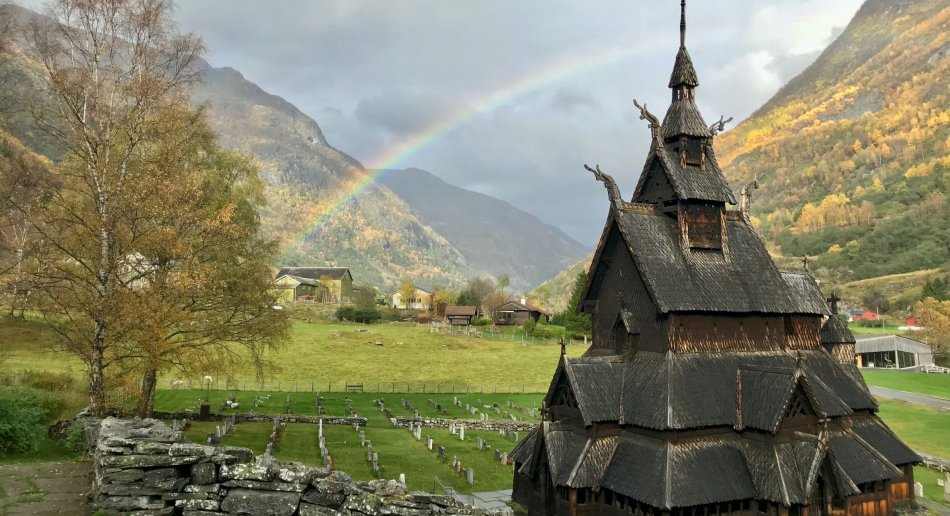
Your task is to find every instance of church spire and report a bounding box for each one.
[680,0,686,48]
[668,0,699,91]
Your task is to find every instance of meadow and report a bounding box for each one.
[1,317,580,391]
[3,315,950,502]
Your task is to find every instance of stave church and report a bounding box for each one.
[510,3,919,515]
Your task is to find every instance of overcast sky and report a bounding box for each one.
[25,0,866,246]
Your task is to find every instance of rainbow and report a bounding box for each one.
[286,42,649,251]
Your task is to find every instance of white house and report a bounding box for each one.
[392,287,432,310]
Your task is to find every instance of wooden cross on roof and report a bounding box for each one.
[802,256,810,271]
[826,291,841,314]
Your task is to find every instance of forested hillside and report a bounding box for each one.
[715,0,949,289]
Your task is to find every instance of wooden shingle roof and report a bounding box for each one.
[554,350,876,429]
[661,97,710,138]
[592,211,828,315]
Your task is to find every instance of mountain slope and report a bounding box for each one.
[529,252,593,313]
[715,0,950,289]
[377,168,587,290]
[189,65,473,289]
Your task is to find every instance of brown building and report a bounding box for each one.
[446,305,478,325]
[510,3,918,515]
[495,300,551,326]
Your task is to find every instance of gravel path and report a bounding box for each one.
[870,386,950,411]
[0,460,92,515]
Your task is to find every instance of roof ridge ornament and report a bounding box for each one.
[709,115,733,135]
[584,164,629,212]
[632,99,662,143]
[739,174,759,218]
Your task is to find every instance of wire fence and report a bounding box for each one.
[171,379,550,395]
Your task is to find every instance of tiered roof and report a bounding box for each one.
[512,1,917,513]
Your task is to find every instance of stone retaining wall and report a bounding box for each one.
[91,417,508,515]
[152,412,367,427]
[391,417,535,432]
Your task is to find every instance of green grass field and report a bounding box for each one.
[1,318,579,392]
[876,399,950,459]
[914,467,950,508]
[181,420,524,493]
[847,322,907,336]
[861,369,950,400]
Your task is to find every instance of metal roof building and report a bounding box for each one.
[855,335,934,369]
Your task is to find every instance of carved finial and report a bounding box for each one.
[632,99,662,142]
[739,174,759,216]
[802,256,810,271]
[709,115,734,135]
[585,164,627,211]
[680,0,687,48]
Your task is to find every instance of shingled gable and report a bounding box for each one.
[514,3,918,514]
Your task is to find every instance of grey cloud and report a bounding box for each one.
[155,0,864,245]
[550,87,602,112]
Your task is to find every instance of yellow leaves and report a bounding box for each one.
[905,155,950,178]
[872,177,885,192]
[915,297,950,351]
[749,215,762,231]
[828,244,843,254]
[854,185,866,198]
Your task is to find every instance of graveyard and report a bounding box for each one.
[157,391,541,494]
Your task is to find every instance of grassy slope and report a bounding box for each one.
[2,317,580,391]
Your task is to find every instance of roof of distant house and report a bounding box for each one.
[445,306,477,317]
[276,267,352,281]
[501,300,551,316]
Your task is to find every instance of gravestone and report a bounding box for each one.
[426,437,434,450]
[438,446,446,460]
[466,468,474,485]
[513,432,520,442]
[500,452,508,465]
[459,425,465,441]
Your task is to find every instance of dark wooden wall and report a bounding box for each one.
[590,225,665,354]
[670,314,822,353]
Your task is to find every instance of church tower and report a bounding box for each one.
[511,3,918,515]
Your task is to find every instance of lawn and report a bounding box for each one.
[861,369,950,400]
[875,399,950,459]
[914,466,950,508]
[847,322,906,336]
[1,318,582,392]
[181,421,524,494]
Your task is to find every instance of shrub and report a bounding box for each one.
[66,421,86,453]
[352,308,382,324]
[473,318,492,326]
[521,319,537,335]
[335,306,356,321]
[0,386,61,455]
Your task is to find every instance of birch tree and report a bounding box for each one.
[26,0,202,415]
